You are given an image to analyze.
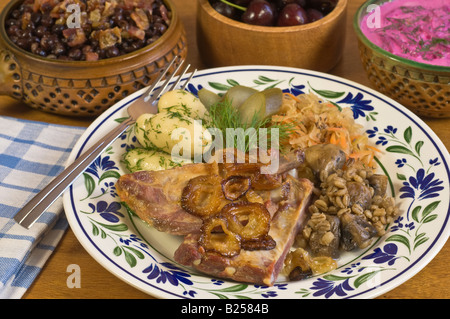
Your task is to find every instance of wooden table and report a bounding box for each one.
[1,0,448,299]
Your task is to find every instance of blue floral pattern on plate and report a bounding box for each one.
[65,67,450,299]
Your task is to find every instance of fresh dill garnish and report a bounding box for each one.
[165,109,192,125]
[205,98,294,153]
[164,103,193,119]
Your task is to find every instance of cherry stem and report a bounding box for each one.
[219,0,247,11]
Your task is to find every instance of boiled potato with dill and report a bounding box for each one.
[158,89,209,120]
[134,112,212,159]
[124,148,192,172]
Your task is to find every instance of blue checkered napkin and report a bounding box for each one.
[0,116,85,298]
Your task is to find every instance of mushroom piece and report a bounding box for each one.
[346,181,372,210]
[340,213,378,251]
[303,144,347,181]
[369,174,388,197]
[308,214,341,259]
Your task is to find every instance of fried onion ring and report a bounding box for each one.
[222,162,262,177]
[220,202,271,241]
[181,175,224,218]
[221,175,251,201]
[199,217,241,257]
[251,172,282,190]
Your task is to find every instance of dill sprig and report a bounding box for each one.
[205,99,294,153]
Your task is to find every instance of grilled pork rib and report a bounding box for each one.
[116,162,219,235]
[116,149,305,235]
[116,149,312,285]
[173,176,314,286]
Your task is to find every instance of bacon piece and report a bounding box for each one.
[159,4,170,25]
[62,28,87,47]
[128,26,145,40]
[96,27,122,49]
[131,8,150,30]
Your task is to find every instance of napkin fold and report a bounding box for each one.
[0,116,85,299]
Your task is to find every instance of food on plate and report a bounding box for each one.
[298,160,398,260]
[209,0,337,26]
[116,83,400,285]
[116,148,306,236]
[123,148,191,172]
[174,176,314,286]
[157,89,209,120]
[198,216,242,257]
[5,0,171,61]
[180,174,227,218]
[198,85,284,125]
[360,0,450,67]
[301,143,347,182]
[116,163,218,235]
[283,246,337,280]
[124,90,210,172]
[133,112,212,159]
[221,175,251,200]
[221,201,272,243]
[272,90,378,169]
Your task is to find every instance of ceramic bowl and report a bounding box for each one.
[196,0,347,72]
[353,0,450,118]
[0,0,187,117]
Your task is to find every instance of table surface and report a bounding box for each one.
[1,0,448,299]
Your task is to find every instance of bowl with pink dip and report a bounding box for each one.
[354,0,450,118]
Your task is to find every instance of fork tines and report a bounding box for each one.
[142,55,195,103]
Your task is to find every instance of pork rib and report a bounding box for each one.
[173,176,314,286]
[115,163,219,235]
[116,149,305,236]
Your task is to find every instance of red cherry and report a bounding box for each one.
[277,3,309,26]
[242,0,276,26]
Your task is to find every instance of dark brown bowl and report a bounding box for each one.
[0,0,187,117]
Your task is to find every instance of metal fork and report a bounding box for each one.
[14,55,196,229]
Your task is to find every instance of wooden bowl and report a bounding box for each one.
[354,0,450,118]
[0,0,187,117]
[196,0,347,72]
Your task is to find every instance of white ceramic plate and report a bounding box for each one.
[64,66,450,299]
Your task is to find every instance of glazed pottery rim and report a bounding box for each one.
[0,0,179,66]
[353,0,450,73]
[198,0,348,33]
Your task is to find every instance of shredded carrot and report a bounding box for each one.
[273,92,379,169]
[283,92,302,103]
[366,145,383,153]
[339,133,348,150]
[326,127,350,151]
[327,127,346,132]
[330,133,337,144]
[348,150,372,159]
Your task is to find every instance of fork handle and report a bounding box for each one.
[14,118,134,229]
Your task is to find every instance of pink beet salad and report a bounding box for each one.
[360,0,450,67]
